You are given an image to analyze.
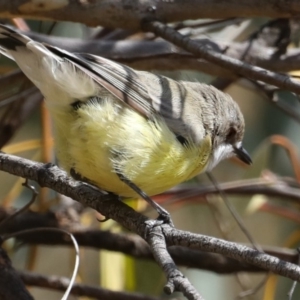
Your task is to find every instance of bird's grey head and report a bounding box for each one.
[199,85,252,171]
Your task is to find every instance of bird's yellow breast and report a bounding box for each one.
[50,98,212,197]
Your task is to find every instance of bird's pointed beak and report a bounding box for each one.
[234,145,252,165]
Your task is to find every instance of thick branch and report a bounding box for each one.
[0,208,297,274]
[0,152,148,236]
[1,152,300,288]
[0,153,200,299]
[163,226,300,282]
[0,1,300,29]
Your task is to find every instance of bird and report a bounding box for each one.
[0,24,251,222]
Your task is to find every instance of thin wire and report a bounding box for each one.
[3,228,80,300]
[0,179,79,300]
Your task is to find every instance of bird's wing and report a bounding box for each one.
[45,47,194,138]
[45,46,157,118]
[0,24,197,139]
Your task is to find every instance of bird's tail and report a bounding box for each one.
[0,24,31,60]
[0,24,99,109]
[0,25,63,102]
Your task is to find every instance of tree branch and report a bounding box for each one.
[20,31,300,76]
[171,178,300,204]
[147,225,203,299]
[0,207,298,274]
[163,226,300,281]
[1,152,300,299]
[19,270,162,300]
[0,1,300,29]
[142,20,300,94]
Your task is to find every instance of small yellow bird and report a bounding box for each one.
[0,25,251,221]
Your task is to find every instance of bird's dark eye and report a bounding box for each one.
[226,127,237,142]
[176,135,189,147]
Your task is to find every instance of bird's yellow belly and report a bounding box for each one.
[50,99,212,197]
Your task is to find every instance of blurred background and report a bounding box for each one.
[0,17,300,300]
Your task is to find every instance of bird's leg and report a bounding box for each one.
[116,172,174,226]
[70,167,95,185]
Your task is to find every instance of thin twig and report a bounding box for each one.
[146,225,204,300]
[0,179,37,229]
[142,20,300,94]
[206,172,263,251]
[19,270,164,300]
[235,275,269,299]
